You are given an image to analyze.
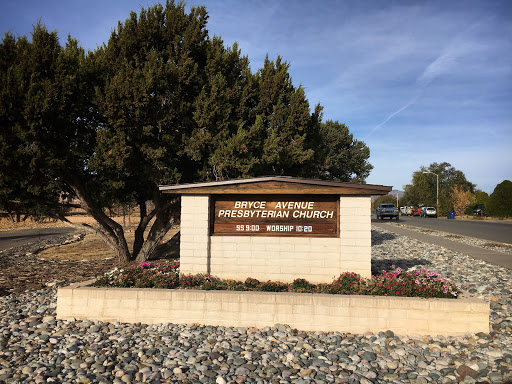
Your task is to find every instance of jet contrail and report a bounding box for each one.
[364,93,420,139]
[366,18,490,139]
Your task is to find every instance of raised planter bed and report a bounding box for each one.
[57,280,489,336]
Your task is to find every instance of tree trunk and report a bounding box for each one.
[132,200,155,260]
[65,174,132,263]
[135,195,179,262]
[63,175,181,264]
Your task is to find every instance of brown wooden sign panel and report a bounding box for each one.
[211,194,339,237]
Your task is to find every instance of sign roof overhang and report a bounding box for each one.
[159,176,391,195]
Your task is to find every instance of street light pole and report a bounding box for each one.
[423,171,439,210]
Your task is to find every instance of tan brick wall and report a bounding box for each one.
[209,236,340,283]
[339,196,371,278]
[179,195,373,283]
[180,195,210,274]
[57,283,490,337]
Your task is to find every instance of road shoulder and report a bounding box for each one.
[373,222,512,269]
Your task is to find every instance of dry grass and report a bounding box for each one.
[38,234,115,261]
[444,234,464,239]
[420,229,435,233]
[453,215,512,222]
[23,213,181,262]
[0,213,138,231]
[39,227,179,261]
[482,242,512,249]
[0,217,64,231]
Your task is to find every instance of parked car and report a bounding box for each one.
[423,207,437,218]
[411,207,421,216]
[473,204,485,216]
[376,203,399,220]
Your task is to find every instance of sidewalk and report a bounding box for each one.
[373,222,512,269]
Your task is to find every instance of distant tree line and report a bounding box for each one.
[398,162,511,218]
[0,2,373,262]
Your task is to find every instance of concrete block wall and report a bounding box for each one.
[209,237,340,283]
[180,195,210,274]
[57,283,490,337]
[179,195,372,282]
[339,196,371,277]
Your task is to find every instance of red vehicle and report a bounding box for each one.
[411,208,422,216]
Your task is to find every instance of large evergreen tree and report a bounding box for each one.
[184,37,258,180]
[1,1,373,263]
[88,3,214,261]
[314,120,372,182]
[0,25,96,221]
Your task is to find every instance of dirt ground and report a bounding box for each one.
[0,215,180,262]
[0,215,180,295]
[38,227,179,261]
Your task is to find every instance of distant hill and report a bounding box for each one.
[371,190,404,203]
[390,190,404,198]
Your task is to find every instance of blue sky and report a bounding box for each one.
[2,1,511,194]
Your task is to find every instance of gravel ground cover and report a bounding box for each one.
[0,226,511,384]
[0,233,118,296]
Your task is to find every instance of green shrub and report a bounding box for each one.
[317,283,331,293]
[244,277,261,289]
[487,180,512,218]
[260,281,289,292]
[292,278,315,293]
[202,279,227,290]
[180,273,216,288]
[225,279,245,291]
[327,272,362,294]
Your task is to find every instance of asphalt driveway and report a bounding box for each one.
[0,227,76,251]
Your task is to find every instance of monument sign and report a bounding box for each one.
[159,176,390,282]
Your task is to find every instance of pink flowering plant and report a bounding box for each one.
[361,267,461,298]
[94,260,180,289]
[94,262,461,298]
[326,272,364,294]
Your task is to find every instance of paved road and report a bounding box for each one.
[0,227,76,251]
[373,221,512,269]
[372,215,512,244]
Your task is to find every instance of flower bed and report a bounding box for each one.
[93,260,461,299]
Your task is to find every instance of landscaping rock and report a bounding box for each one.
[0,226,510,383]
